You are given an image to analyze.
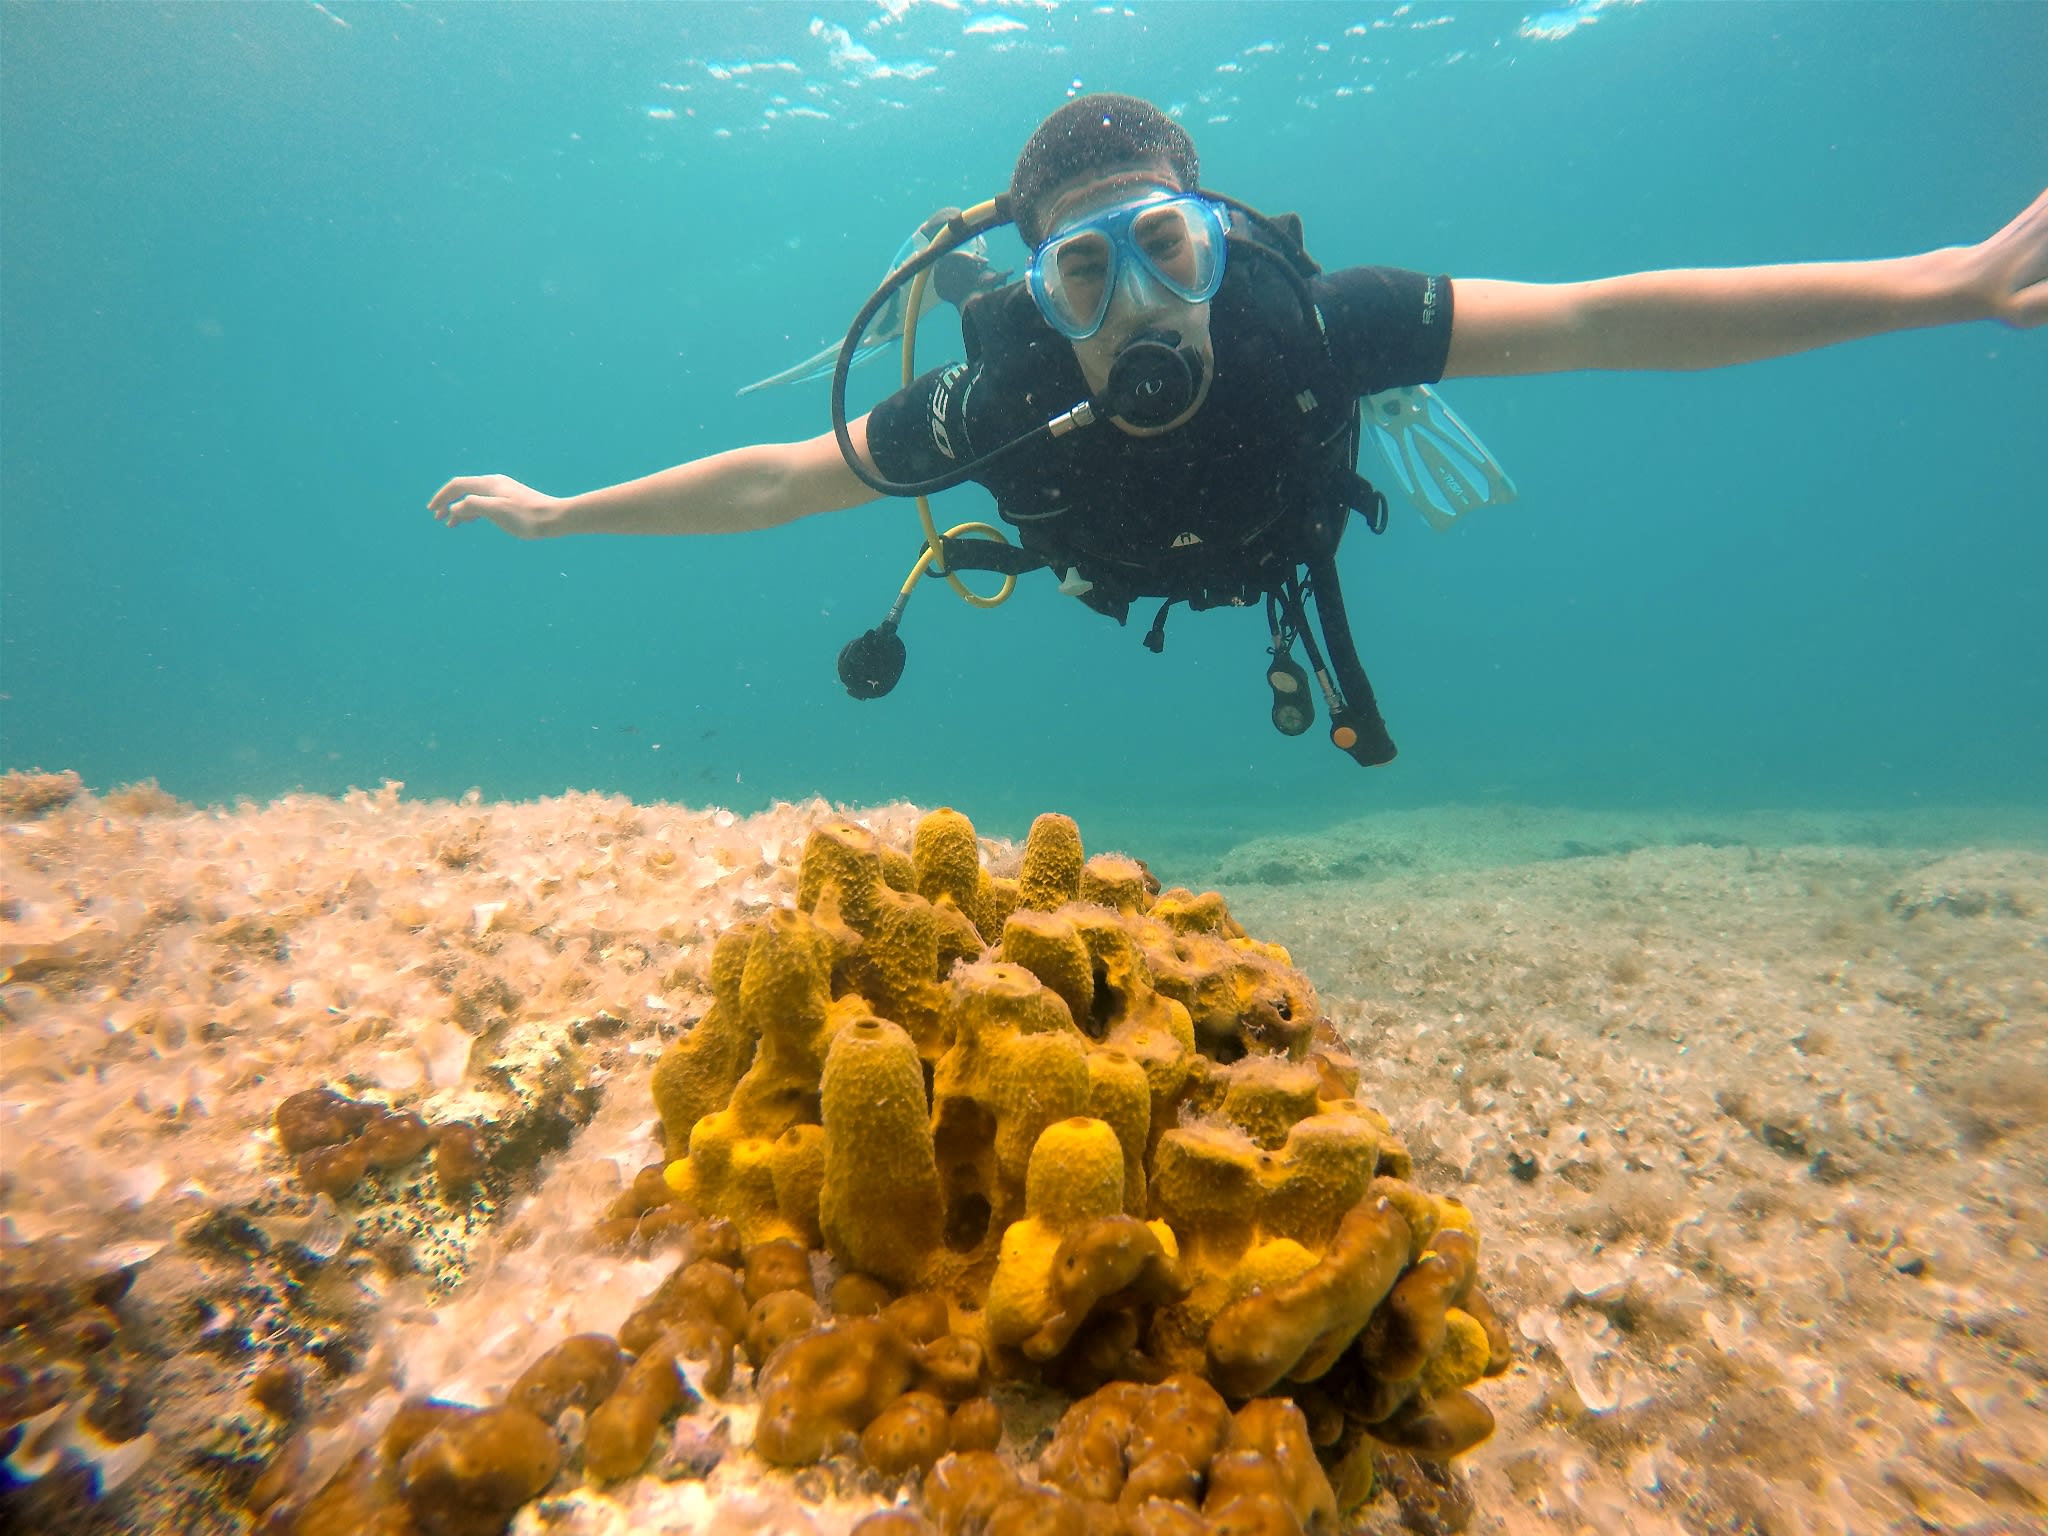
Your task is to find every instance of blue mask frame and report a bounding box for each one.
[1026,192,1230,340]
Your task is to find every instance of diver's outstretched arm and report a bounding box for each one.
[1442,187,2048,379]
[428,418,883,540]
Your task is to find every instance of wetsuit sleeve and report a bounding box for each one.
[863,363,976,487]
[1313,267,1455,397]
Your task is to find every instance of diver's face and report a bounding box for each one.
[1036,161,1216,434]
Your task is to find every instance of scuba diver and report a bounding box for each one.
[430,93,2048,766]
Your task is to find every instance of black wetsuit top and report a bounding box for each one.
[865,262,1454,594]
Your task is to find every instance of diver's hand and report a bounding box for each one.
[427,474,562,539]
[1964,187,2048,329]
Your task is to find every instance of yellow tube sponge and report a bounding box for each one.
[1018,812,1084,913]
[820,1016,944,1290]
[1026,1117,1127,1228]
[971,870,1020,947]
[839,882,948,1056]
[1151,1083,1379,1265]
[1252,1113,1383,1250]
[912,807,982,913]
[987,1119,1184,1361]
[986,1120,1121,1347]
[790,815,980,1061]
[737,908,837,1072]
[1225,1238,1320,1304]
[930,899,986,980]
[686,909,840,1243]
[1149,1120,1262,1274]
[1083,1049,1151,1215]
[649,923,759,1155]
[768,1124,826,1249]
[1001,909,1094,1033]
[681,1122,781,1246]
[1078,854,1151,914]
[930,963,1091,1260]
[1209,1055,1325,1150]
[796,821,886,930]
[880,845,916,893]
[1147,930,1320,1061]
[1068,913,1196,1121]
[1148,889,1245,939]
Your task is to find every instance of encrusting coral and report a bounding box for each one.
[261,804,1507,1536]
[866,1377,1344,1536]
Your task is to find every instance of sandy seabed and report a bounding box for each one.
[2,773,2045,1536]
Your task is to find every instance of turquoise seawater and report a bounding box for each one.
[2,0,2043,858]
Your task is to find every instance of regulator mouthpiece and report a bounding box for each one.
[1105,329,1204,427]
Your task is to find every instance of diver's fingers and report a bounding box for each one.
[428,474,513,517]
[434,495,490,528]
[431,492,497,529]
[439,495,540,537]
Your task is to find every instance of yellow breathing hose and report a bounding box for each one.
[892,198,1015,611]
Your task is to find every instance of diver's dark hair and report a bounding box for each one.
[1010,93,1198,249]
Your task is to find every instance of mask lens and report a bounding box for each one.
[1130,201,1219,297]
[1039,230,1113,338]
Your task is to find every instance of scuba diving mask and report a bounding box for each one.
[1024,191,1229,340]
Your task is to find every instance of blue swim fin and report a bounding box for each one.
[1361,384,1518,531]
[737,221,994,396]
[737,339,894,396]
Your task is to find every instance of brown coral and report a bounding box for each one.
[396,1404,561,1536]
[752,1316,919,1466]
[1206,1196,1410,1399]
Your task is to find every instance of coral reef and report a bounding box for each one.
[2,786,1508,1534]
[8,780,2047,1535]
[228,804,1503,1536]
[542,808,1502,1525]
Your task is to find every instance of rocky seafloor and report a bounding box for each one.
[2,772,2044,1536]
